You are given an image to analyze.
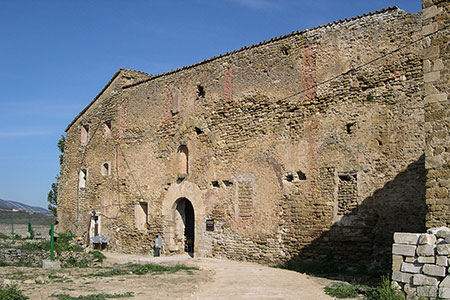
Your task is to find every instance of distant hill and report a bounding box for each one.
[0,198,51,214]
[0,198,54,225]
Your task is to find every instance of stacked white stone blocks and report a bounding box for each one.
[392,227,450,300]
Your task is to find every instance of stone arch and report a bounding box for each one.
[162,180,205,256]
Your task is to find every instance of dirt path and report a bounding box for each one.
[104,252,333,300]
[1,252,334,299]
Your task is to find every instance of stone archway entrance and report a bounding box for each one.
[174,197,195,255]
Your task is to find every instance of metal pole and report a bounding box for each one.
[11,216,14,244]
[50,223,54,261]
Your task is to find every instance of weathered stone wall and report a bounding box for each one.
[392,228,450,300]
[59,7,427,272]
[423,0,450,228]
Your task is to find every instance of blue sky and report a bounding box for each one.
[0,0,421,209]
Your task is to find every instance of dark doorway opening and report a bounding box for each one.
[176,198,195,256]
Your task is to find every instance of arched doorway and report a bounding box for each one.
[174,198,195,255]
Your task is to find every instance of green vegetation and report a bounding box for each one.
[324,282,360,298]
[324,276,403,300]
[50,292,133,300]
[0,232,9,239]
[19,234,83,254]
[0,285,29,300]
[90,250,106,263]
[83,263,198,278]
[48,135,65,216]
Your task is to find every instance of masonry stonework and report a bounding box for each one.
[58,3,448,273]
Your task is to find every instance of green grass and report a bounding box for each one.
[18,234,83,254]
[324,276,403,300]
[82,263,198,278]
[0,285,29,300]
[50,292,134,299]
[324,282,361,298]
[89,250,106,263]
[0,232,9,239]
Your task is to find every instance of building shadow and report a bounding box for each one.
[282,154,427,278]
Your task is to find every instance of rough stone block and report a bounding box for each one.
[417,285,437,298]
[393,255,404,271]
[428,227,450,238]
[405,257,418,263]
[413,274,439,286]
[437,256,448,266]
[437,244,450,255]
[425,93,448,104]
[392,271,413,283]
[402,262,423,274]
[424,71,441,82]
[417,244,436,256]
[440,287,450,299]
[423,264,446,277]
[418,256,436,264]
[42,260,61,270]
[394,233,421,245]
[423,23,438,35]
[419,233,438,245]
[440,275,450,287]
[424,46,440,59]
[404,283,417,295]
[393,244,417,256]
[422,5,442,19]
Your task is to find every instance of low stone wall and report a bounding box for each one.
[392,227,450,299]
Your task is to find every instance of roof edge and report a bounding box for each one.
[123,6,400,89]
[65,69,124,132]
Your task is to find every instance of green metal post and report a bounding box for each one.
[50,223,54,261]
[11,216,14,244]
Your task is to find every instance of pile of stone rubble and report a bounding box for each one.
[392,227,450,299]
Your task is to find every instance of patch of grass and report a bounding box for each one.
[50,292,134,299]
[83,263,198,278]
[324,276,403,300]
[0,232,9,239]
[0,259,9,266]
[364,276,403,300]
[0,284,29,300]
[324,282,360,298]
[89,250,106,263]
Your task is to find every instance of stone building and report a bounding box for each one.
[58,1,449,272]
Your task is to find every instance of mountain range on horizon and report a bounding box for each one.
[0,198,51,214]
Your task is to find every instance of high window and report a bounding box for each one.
[81,124,89,145]
[104,120,112,139]
[135,202,148,230]
[79,169,88,189]
[178,145,189,175]
[101,162,110,176]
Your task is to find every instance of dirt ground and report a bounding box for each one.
[0,252,336,300]
[0,223,50,239]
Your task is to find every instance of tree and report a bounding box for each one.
[48,135,65,216]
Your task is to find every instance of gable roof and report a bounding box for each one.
[65,68,151,132]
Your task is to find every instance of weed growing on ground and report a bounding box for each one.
[89,250,106,263]
[324,275,403,300]
[324,282,360,298]
[0,284,29,300]
[50,292,134,299]
[0,232,9,239]
[82,263,198,277]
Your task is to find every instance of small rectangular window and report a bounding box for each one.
[79,169,88,189]
[101,162,110,176]
[81,124,89,145]
[104,120,112,139]
[135,202,148,230]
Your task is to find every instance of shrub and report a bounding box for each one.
[365,276,403,300]
[0,285,29,300]
[324,282,359,298]
[90,250,106,263]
